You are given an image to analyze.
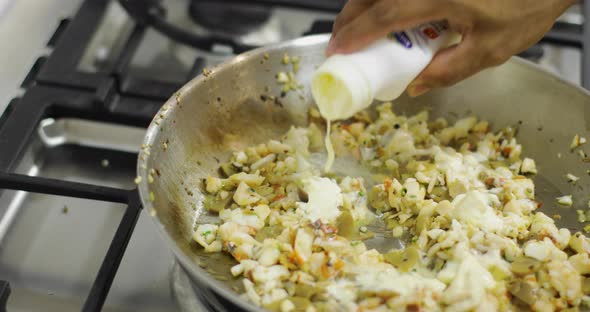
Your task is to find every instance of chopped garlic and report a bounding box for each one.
[578,210,587,223]
[392,226,404,238]
[206,175,223,193]
[520,158,537,174]
[556,195,573,207]
[571,134,587,150]
[231,263,244,277]
[280,299,295,312]
[281,53,290,65]
[276,72,289,83]
[567,173,580,184]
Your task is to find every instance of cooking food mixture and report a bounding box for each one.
[195,102,590,311]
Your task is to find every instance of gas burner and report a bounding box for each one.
[171,262,236,312]
[189,0,272,35]
[171,262,208,312]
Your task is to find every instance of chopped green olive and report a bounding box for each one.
[220,163,238,177]
[583,277,590,295]
[383,246,419,272]
[510,257,541,275]
[337,210,357,239]
[203,194,231,213]
[255,225,283,241]
[294,283,320,298]
[508,280,537,305]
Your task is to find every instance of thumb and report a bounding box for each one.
[407,35,483,97]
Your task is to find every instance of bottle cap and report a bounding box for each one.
[311,55,373,121]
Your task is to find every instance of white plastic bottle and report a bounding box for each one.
[312,21,459,121]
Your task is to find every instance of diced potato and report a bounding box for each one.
[229,172,265,187]
[454,116,478,138]
[251,265,290,284]
[569,253,590,274]
[220,207,265,230]
[294,228,314,265]
[524,239,567,261]
[206,175,224,193]
[403,178,425,201]
[472,121,489,133]
[235,151,248,163]
[547,260,582,302]
[392,226,404,238]
[193,224,222,252]
[233,182,261,206]
[258,245,281,266]
[268,140,292,154]
[231,263,244,276]
[570,232,590,254]
[243,279,261,306]
[251,154,277,171]
[218,222,259,246]
[348,122,365,138]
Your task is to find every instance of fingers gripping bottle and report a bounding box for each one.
[311,22,459,172]
[312,22,458,121]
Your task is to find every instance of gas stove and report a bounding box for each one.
[0,1,588,311]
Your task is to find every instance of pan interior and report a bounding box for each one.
[138,35,590,306]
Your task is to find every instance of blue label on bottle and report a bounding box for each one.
[391,31,412,48]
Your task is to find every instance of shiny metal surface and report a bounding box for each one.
[137,34,590,310]
[0,118,177,311]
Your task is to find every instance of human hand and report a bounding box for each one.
[327,0,576,96]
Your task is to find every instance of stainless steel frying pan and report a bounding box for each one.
[136,34,590,311]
